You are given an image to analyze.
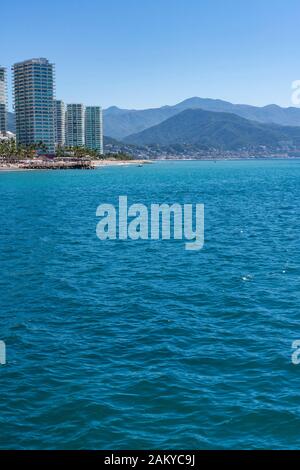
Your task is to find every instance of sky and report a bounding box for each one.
[2,0,300,110]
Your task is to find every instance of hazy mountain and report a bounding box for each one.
[173,97,300,126]
[103,105,180,139]
[8,98,300,144]
[124,108,300,150]
[104,98,300,140]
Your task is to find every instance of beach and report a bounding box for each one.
[0,159,151,172]
[92,159,150,167]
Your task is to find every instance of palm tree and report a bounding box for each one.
[55,145,66,159]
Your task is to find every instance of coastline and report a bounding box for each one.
[1,157,299,173]
[92,159,151,167]
[0,165,35,172]
[0,159,152,172]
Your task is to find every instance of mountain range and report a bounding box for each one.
[124,108,300,150]
[6,97,300,152]
[103,97,300,140]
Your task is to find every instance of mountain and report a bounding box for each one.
[8,97,300,145]
[124,108,300,150]
[173,97,300,126]
[103,105,180,139]
[104,98,300,140]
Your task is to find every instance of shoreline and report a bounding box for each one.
[0,159,151,172]
[149,156,300,162]
[0,165,35,172]
[0,157,299,173]
[92,159,150,167]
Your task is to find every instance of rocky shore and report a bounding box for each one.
[0,159,151,172]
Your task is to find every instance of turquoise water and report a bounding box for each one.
[0,160,299,450]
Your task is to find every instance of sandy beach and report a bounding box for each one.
[92,159,151,167]
[0,165,32,172]
[0,160,152,172]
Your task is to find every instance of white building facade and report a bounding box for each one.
[0,66,7,135]
[12,58,55,153]
[54,99,66,147]
[85,106,103,154]
[66,103,85,147]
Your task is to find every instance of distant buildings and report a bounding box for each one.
[1,57,104,154]
[0,67,7,135]
[12,58,55,153]
[65,104,103,153]
[54,100,66,147]
[85,106,103,154]
[65,103,85,148]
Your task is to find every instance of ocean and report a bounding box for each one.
[0,160,299,449]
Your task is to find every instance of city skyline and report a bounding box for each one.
[2,0,300,111]
[7,57,103,154]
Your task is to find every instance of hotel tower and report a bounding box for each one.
[12,58,55,152]
[0,67,7,135]
[85,106,103,154]
[65,104,85,147]
[54,99,66,147]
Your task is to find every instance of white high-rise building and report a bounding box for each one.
[66,104,85,147]
[85,106,103,154]
[12,58,55,152]
[0,66,7,135]
[54,100,65,147]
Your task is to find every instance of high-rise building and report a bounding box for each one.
[54,99,65,147]
[85,106,103,154]
[66,104,85,148]
[0,67,7,135]
[12,58,55,152]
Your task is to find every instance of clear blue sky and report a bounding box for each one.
[2,0,300,110]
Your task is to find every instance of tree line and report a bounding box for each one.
[0,139,133,161]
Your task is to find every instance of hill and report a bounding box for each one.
[103,105,179,139]
[103,97,300,139]
[124,108,300,150]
